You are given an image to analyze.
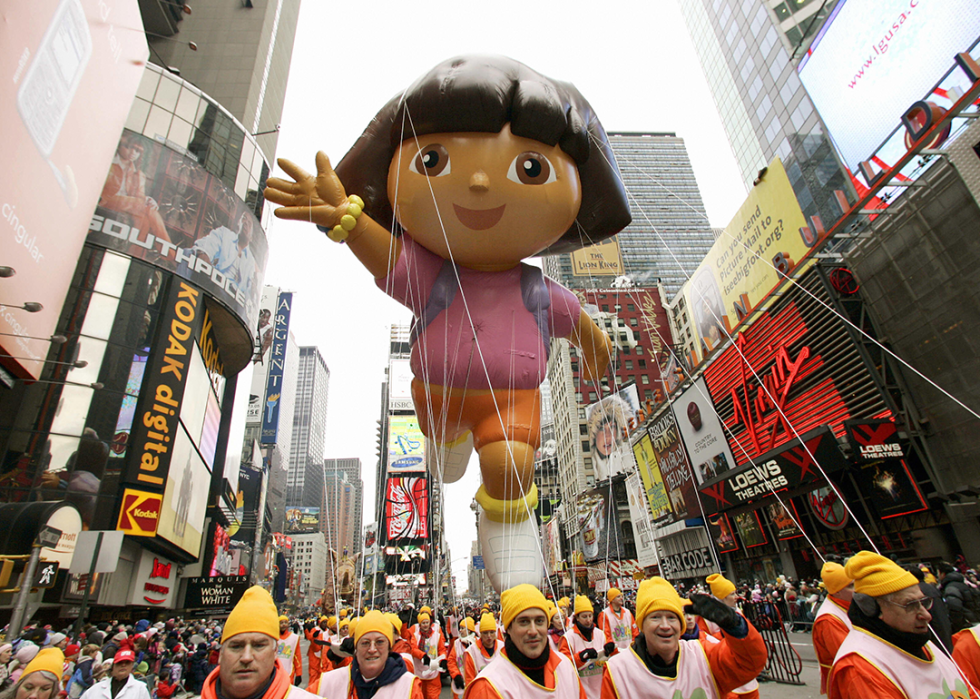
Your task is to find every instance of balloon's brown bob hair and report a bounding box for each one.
[335,55,631,254]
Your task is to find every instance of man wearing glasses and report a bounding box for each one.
[828,551,970,698]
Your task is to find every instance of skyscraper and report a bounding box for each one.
[288,346,330,508]
[543,132,717,298]
[677,0,852,236]
[326,457,364,556]
[143,0,302,163]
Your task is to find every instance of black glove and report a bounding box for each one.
[293,677,301,686]
[603,642,616,656]
[422,654,431,666]
[453,675,465,690]
[440,659,448,672]
[578,648,599,662]
[686,594,740,632]
[303,620,315,632]
[340,637,355,655]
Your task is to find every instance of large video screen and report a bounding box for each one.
[88,129,268,331]
[798,0,980,171]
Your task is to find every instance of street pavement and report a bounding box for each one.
[303,631,826,699]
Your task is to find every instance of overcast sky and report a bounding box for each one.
[261,0,750,598]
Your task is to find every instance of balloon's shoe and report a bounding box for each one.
[479,511,543,591]
[426,432,473,484]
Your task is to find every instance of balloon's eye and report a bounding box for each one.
[508,152,556,185]
[409,144,451,177]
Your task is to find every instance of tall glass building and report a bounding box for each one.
[544,132,716,298]
[677,0,853,235]
[287,346,330,508]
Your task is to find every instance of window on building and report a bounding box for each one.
[625,360,633,370]
[641,375,650,384]
[582,440,590,453]
[580,424,588,435]
[602,304,609,312]
[629,318,638,327]
[639,359,646,368]
[627,304,635,312]
[636,346,644,355]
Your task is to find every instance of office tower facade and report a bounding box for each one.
[544,133,717,298]
[287,346,330,508]
[677,0,852,237]
[288,532,327,606]
[326,457,364,556]
[143,0,302,163]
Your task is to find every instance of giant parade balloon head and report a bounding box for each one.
[265,55,630,591]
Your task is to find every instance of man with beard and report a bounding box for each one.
[828,551,969,698]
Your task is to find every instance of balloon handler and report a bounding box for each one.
[265,55,630,591]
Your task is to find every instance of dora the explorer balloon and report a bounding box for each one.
[265,56,630,591]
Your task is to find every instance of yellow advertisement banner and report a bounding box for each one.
[682,157,818,362]
[571,237,623,277]
[632,433,671,520]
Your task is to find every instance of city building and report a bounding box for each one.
[288,532,327,607]
[322,463,356,555]
[0,0,301,620]
[677,0,854,238]
[142,0,302,163]
[543,132,717,298]
[287,346,330,508]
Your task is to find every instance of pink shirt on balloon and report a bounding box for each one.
[379,234,581,390]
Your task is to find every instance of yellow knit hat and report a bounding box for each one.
[460,617,476,633]
[417,612,431,623]
[607,588,622,602]
[545,601,558,621]
[821,562,853,595]
[420,605,432,615]
[384,612,403,634]
[327,616,338,628]
[278,615,288,623]
[706,573,736,600]
[573,595,594,616]
[479,613,497,632]
[846,551,918,597]
[21,648,64,680]
[339,618,350,629]
[355,610,393,646]
[557,597,570,608]
[221,586,280,642]
[340,609,349,619]
[501,583,548,630]
[636,577,690,634]
[348,618,359,636]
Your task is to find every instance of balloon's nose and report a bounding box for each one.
[469,171,490,192]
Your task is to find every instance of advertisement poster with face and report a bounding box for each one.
[706,512,739,554]
[767,498,804,540]
[673,377,738,486]
[88,129,268,331]
[157,424,209,555]
[577,488,623,563]
[586,385,639,482]
[733,511,768,549]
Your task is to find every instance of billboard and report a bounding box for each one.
[586,384,639,481]
[0,0,147,380]
[384,477,429,540]
[156,423,210,556]
[120,280,201,496]
[631,433,671,521]
[543,518,563,576]
[570,237,623,277]
[673,378,738,487]
[285,507,320,534]
[261,292,292,444]
[231,460,263,543]
[625,470,659,568]
[388,358,414,412]
[576,488,624,563]
[387,415,426,473]
[87,129,268,332]
[680,158,816,363]
[798,0,980,172]
[646,411,697,521]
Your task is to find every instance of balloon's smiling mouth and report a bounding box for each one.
[453,204,506,230]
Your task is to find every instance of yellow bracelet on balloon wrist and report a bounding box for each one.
[328,195,365,242]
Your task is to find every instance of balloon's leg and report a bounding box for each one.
[426,432,473,484]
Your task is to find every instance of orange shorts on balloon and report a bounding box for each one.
[411,380,541,450]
